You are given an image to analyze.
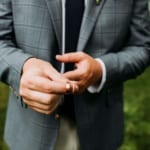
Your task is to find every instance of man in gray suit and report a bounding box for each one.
[0,0,150,150]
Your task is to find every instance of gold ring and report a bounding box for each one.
[65,82,71,94]
[72,82,79,94]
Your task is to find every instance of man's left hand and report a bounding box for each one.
[56,52,102,93]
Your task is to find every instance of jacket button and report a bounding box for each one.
[55,113,60,120]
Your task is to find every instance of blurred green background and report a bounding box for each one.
[0,68,150,150]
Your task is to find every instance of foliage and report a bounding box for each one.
[120,68,150,150]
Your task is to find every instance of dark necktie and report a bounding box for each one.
[65,0,84,71]
[61,0,84,120]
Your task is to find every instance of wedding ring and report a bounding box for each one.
[65,82,71,94]
[72,81,79,94]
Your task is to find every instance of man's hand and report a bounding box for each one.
[56,52,102,93]
[20,58,71,114]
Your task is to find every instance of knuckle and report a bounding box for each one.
[20,77,26,85]
[19,89,22,96]
[45,110,52,115]
[78,51,84,56]
[83,68,91,79]
[80,70,87,78]
[27,77,33,85]
[78,52,85,58]
[48,62,52,67]
[45,98,52,105]
[44,105,51,111]
[46,85,52,92]
[82,69,87,75]
[89,71,93,79]
[22,76,32,85]
[19,89,24,96]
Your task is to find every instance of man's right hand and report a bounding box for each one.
[19,58,71,114]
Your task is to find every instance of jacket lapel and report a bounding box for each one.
[77,0,106,51]
[45,0,62,50]
[45,0,106,52]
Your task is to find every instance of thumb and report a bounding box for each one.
[56,52,82,63]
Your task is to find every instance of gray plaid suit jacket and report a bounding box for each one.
[0,0,150,150]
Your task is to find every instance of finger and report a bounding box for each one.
[56,52,83,63]
[24,98,59,112]
[23,99,50,111]
[40,63,69,82]
[26,76,69,94]
[63,70,82,81]
[28,106,56,115]
[30,100,59,115]
[20,89,58,105]
[45,65,68,82]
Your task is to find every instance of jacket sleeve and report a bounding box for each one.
[100,0,150,89]
[0,0,33,95]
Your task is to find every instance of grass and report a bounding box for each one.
[0,68,150,150]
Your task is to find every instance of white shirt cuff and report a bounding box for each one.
[87,58,106,93]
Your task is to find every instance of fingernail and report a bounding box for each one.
[56,55,61,59]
